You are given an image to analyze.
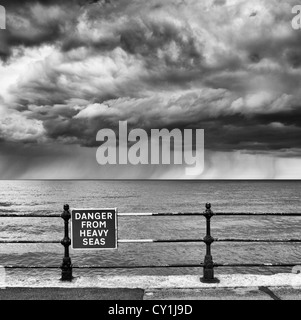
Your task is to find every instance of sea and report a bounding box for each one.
[0,180,300,280]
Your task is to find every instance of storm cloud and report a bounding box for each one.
[0,0,301,178]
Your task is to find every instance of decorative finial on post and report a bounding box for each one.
[201,203,219,283]
[205,203,211,210]
[61,204,73,281]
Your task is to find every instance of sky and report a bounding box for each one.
[0,0,301,179]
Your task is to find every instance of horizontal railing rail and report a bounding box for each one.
[0,203,300,282]
[2,212,301,217]
[2,238,301,244]
[3,263,300,269]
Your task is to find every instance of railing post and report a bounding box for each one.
[61,204,73,281]
[201,203,219,283]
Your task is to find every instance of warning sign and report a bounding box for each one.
[71,208,117,249]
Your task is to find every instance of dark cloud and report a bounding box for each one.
[286,49,301,69]
[0,0,107,60]
[1,0,88,8]
[213,0,226,6]
[0,0,301,179]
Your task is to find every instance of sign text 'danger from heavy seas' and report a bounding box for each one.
[71,209,117,249]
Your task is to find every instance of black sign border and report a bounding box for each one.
[70,208,118,250]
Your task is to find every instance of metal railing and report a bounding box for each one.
[1,203,301,283]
